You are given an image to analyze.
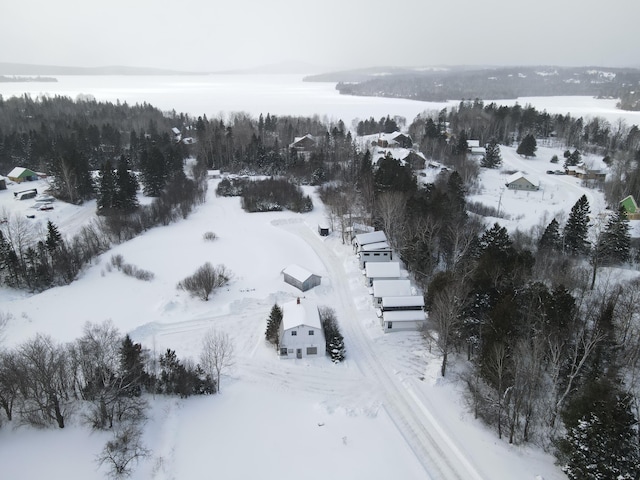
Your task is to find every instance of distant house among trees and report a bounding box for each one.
[372,131,413,149]
[505,172,539,191]
[289,134,317,152]
[467,139,486,159]
[7,166,39,182]
[282,264,322,292]
[279,297,325,359]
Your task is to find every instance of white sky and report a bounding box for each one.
[2,0,639,72]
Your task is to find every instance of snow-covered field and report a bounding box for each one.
[0,142,612,480]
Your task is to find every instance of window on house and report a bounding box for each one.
[308,330,314,335]
[280,348,288,355]
[291,331,297,336]
[387,322,393,329]
[306,347,317,355]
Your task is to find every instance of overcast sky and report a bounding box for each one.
[2,0,639,72]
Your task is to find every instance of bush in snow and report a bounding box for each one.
[177,263,231,301]
[319,306,345,363]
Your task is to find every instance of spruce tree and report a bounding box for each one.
[538,218,561,252]
[97,159,117,214]
[265,303,283,346]
[115,155,139,213]
[563,195,591,256]
[516,134,537,157]
[481,139,502,168]
[596,206,630,265]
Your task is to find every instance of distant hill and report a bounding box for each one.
[0,63,202,76]
[305,65,640,108]
[212,61,326,75]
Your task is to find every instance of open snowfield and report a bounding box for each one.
[0,143,607,480]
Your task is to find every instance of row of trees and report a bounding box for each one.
[217,177,313,213]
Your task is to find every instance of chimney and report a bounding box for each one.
[297,297,300,305]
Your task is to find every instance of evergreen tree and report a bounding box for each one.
[516,134,537,157]
[538,218,562,252]
[45,220,62,253]
[114,155,139,212]
[596,206,630,265]
[97,159,117,214]
[139,145,168,197]
[119,335,147,397]
[563,195,591,256]
[265,303,283,346]
[481,139,502,168]
[559,379,639,480]
[455,130,469,155]
[328,333,345,363]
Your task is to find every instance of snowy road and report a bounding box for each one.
[278,221,485,480]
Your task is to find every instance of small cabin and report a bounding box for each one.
[381,310,426,332]
[282,264,322,292]
[371,279,412,307]
[364,261,401,286]
[318,224,330,236]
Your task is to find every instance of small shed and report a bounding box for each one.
[364,261,401,286]
[505,172,539,191]
[282,264,321,292]
[381,310,426,332]
[7,167,38,183]
[318,224,330,236]
[279,298,325,358]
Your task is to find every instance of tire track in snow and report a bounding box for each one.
[278,221,485,480]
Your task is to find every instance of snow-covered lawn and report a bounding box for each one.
[0,168,575,479]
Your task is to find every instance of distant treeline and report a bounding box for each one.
[322,66,640,109]
[0,75,57,83]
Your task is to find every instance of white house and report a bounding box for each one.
[279,298,325,359]
[364,261,401,286]
[381,310,427,332]
[359,241,393,267]
[371,279,412,307]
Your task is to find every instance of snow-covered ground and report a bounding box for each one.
[0,145,603,480]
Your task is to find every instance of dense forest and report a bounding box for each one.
[2,93,640,476]
[305,66,640,109]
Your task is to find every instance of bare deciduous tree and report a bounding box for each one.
[177,263,232,301]
[200,329,234,394]
[96,423,150,479]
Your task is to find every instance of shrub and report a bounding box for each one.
[203,231,217,241]
[177,263,231,301]
[319,306,346,363]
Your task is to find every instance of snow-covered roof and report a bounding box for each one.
[382,310,426,322]
[354,230,387,246]
[281,298,322,330]
[282,264,318,282]
[7,167,33,178]
[365,262,401,278]
[506,171,535,185]
[381,296,424,308]
[467,140,481,148]
[360,241,391,252]
[372,279,412,298]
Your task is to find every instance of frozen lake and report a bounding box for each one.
[1,74,639,129]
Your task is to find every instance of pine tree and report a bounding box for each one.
[265,303,283,346]
[115,155,139,212]
[596,206,630,265]
[481,139,502,168]
[120,335,147,397]
[559,379,639,480]
[538,218,561,252]
[563,195,591,256]
[329,333,345,363]
[516,134,537,157]
[45,220,62,253]
[97,159,117,214]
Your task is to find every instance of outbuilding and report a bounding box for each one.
[380,310,427,332]
[279,298,325,359]
[7,167,38,183]
[282,264,322,292]
[371,279,412,307]
[505,172,539,191]
[0,175,6,190]
[364,261,401,286]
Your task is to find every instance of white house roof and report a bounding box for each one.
[365,262,401,278]
[372,279,412,298]
[360,241,391,252]
[354,230,387,246]
[467,140,481,148]
[381,296,425,308]
[382,310,427,322]
[282,298,322,330]
[282,264,318,282]
[506,171,536,185]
